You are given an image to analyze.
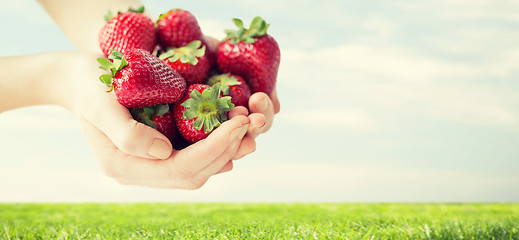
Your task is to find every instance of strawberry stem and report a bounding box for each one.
[128,6,145,13]
[181,84,234,133]
[130,104,169,130]
[207,73,242,95]
[104,6,145,22]
[96,49,128,92]
[159,40,206,65]
[223,16,270,44]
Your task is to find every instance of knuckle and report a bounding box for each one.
[175,166,196,180]
[115,121,144,153]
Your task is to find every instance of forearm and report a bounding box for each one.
[0,51,100,113]
[38,0,144,53]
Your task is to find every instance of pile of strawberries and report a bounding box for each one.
[96,7,280,147]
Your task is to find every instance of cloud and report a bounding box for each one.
[395,0,519,22]
[280,108,376,132]
[278,42,519,129]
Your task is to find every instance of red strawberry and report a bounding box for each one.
[97,49,186,108]
[217,17,280,95]
[207,73,251,107]
[174,84,234,143]
[98,6,157,57]
[157,9,216,67]
[159,40,210,86]
[130,104,176,142]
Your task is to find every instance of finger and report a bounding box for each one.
[216,161,234,174]
[246,113,267,138]
[248,92,276,135]
[228,106,249,119]
[79,118,177,188]
[270,87,281,114]
[78,118,121,168]
[195,128,246,177]
[173,115,249,174]
[80,93,172,160]
[233,135,257,160]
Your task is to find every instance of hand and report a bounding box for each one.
[63,51,254,189]
[80,110,250,189]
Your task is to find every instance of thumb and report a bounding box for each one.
[80,95,173,160]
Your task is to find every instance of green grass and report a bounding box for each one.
[0,203,518,239]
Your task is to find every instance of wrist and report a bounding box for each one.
[53,51,106,113]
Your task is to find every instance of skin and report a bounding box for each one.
[0,0,280,189]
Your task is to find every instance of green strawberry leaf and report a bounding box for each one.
[130,108,157,130]
[205,115,220,133]
[181,86,234,133]
[187,55,198,65]
[180,55,189,63]
[186,40,202,49]
[193,46,206,58]
[193,116,204,131]
[99,74,113,86]
[159,40,204,65]
[104,10,114,22]
[232,18,244,28]
[158,49,174,60]
[155,104,170,116]
[108,49,124,60]
[97,58,113,70]
[209,84,221,101]
[207,73,242,95]
[98,50,128,92]
[189,88,203,101]
[128,6,145,13]
[182,106,199,120]
[224,16,270,44]
[108,49,128,72]
[143,106,156,120]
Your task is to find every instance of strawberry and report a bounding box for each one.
[174,84,234,143]
[159,40,210,86]
[98,6,157,57]
[217,17,280,95]
[130,104,176,142]
[97,49,186,108]
[207,73,251,107]
[157,9,216,67]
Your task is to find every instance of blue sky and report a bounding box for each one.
[0,0,518,202]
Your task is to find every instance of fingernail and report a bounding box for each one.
[256,97,268,112]
[148,139,172,159]
[259,120,267,130]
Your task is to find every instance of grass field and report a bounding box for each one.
[0,203,517,239]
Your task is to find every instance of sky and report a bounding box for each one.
[0,0,518,202]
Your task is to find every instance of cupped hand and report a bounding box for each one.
[62,51,254,189]
[80,111,250,189]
